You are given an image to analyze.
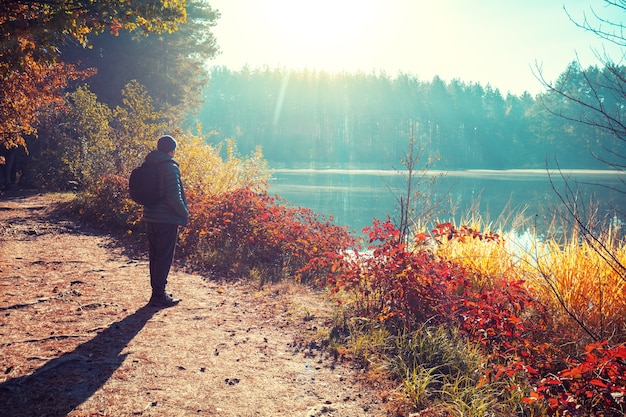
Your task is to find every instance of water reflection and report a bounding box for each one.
[268,169,624,235]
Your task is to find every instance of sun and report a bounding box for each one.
[262,0,380,71]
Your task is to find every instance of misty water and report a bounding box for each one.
[268,168,624,237]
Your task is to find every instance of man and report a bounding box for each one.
[142,135,188,308]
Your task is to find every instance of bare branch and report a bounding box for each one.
[564,2,626,48]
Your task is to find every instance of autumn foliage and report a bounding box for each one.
[0,51,94,151]
[179,188,355,283]
[530,341,626,416]
[328,219,625,416]
[64,166,626,415]
[1,0,188,152]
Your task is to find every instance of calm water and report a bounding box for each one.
[268,169,625,235]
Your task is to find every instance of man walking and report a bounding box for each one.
[142,135,188,308]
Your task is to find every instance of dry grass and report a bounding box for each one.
[430,214,626,342]
[433,234,522,287]
[521,227,626,340]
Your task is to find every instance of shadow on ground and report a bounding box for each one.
[0,305,157,417]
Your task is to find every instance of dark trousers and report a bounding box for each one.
[146,222,179,297]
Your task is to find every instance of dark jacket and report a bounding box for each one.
[142,150,188,226]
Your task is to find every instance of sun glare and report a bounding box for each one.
[262,0,380,71]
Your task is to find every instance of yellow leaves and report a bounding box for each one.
[2,0,188,82]
[177,134,270,197]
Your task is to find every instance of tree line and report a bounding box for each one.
[195,64,623,170]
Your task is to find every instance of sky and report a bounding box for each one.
[206,0,624,96]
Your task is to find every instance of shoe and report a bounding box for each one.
[149,293,181,308]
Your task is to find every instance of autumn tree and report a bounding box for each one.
[0,0,186,72]
[108,81,170,175]
[0,50,93,151]
[59,0,220,120]
[29,81,169,189]
[0,0,187,151]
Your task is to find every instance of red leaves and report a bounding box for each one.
[429,221,500,243]
[179,188,355,283]
[527,341,626,415]
[334,218,472,328]
[328,218,626,415]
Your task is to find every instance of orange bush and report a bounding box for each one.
[179,188,355,283]
[330,218,625,416]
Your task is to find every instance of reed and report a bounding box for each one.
[522,225,626,341]
[431,211,528,288]
[432,210,625,341]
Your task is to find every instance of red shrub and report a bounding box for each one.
[328,219,626,415]
[179,188,355,283]
[328,218,470,329]
[527,341,626,416]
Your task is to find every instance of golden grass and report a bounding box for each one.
[430,212,527,288]
[430,214,626,341]
[433,233,523,288]
[521,227,626,340]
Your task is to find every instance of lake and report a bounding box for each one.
[268,169,625,236]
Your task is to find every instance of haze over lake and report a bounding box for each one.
[268,168,624,236]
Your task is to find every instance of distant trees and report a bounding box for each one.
[536,2,625,169]
[195,67,614,170]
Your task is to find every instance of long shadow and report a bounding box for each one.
[0,305,158,417]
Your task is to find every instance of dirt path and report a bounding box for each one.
[0,192,396,417]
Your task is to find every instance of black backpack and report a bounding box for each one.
[128,160,172,206]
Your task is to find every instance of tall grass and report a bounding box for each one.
[384,326,490,412]
[430,213,626,343]
[439,373,502,417]
[430,211,528,288]
[400,326,519,415]
[521,225,626,342]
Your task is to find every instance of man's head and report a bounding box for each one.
[157,135,177,154]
